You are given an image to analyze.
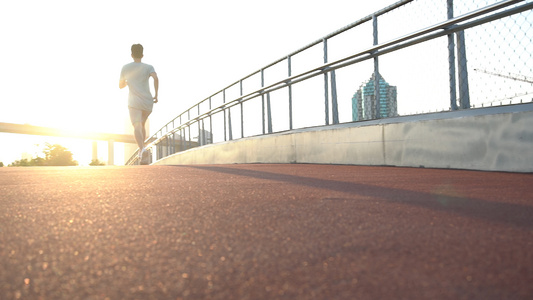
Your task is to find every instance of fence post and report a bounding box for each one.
[331,70,339,124]
[209,97,213,144]
[373,14,381,119]
[181,128,185,151]
[202,119,206,145]
[197,120,201,146]
[323,38,330,125]
[447,0,458,111]
[267,93,273,133]
[187,110,192,149]
[288,55,293,130]
[166,134,170,157]
[228,106,233,141]
[457,30,470,109]
[170,132,174,155]
[188,126,191,150]
[240,80,244,138]
[157,132,161,160]
[223,90,227,141]
[261,69,266,134]
[323,37,339,124]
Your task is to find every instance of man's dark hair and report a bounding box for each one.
[131,44,144,58]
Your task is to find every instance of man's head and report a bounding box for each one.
[131,44,144,59]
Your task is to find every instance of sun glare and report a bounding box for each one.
[0,0,396,167]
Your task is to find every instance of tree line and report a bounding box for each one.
[0,143,104,167]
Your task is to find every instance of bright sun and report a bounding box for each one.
[19,108,134,166]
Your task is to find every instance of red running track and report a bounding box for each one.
[0,164,532,299]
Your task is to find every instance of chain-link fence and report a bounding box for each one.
[128,0,533,165]
[464,1,533,108]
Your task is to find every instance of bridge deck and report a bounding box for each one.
[0,122,138,144]
[1,164,532,299]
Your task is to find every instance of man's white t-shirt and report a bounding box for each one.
[120,62,156,112]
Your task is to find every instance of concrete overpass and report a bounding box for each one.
[0,122,147,165]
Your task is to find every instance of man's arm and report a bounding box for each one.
[119,79,127,89]
[151,72,159,103]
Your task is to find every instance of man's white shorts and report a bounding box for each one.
[129,108,151,124]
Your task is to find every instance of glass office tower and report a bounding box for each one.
[352,73,398,121]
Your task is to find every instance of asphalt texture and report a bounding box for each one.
[0,164,532,300]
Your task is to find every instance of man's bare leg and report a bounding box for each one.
[142,119,147,144]
[132,121,145,155]
[137,111,151,164]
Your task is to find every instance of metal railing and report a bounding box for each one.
[127,0,533,165]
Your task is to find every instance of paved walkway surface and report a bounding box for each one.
[1,164,532,300]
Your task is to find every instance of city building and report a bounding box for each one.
[352,72,398,121]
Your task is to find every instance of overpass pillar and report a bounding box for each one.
[92,141,98,162]
[108,140,114,166]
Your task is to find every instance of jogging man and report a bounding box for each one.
[119,44,159,164]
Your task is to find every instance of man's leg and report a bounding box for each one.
[132,121,145,151]
[141,110,151,143]
[138,111,152,164]
[129,108,145,152]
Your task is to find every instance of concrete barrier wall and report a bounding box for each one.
[153,103,533,172]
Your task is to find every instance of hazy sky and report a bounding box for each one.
[0,0,394,165]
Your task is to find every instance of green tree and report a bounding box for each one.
[31,157,46,166]
[9,158,30,167]
[43,143,78,166]
[8,143,78,167]
[0,162,4,167]
[89,159,106,166]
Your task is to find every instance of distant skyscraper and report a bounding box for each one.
[352,72,398,121]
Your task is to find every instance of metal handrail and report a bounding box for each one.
[127,0,530,165]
